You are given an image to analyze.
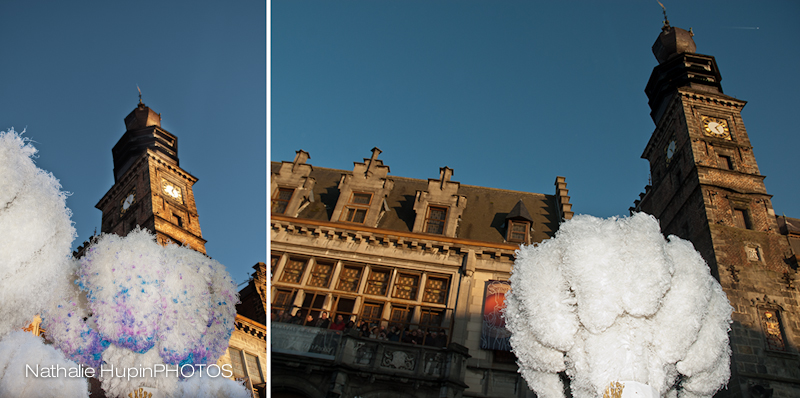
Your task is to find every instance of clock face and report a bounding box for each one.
[161,179,183,202]
[120,190,135,214]
[702,116,731,139]
[665,139,676,164]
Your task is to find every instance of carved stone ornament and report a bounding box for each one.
[381,350,416,371]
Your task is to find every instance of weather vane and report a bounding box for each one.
[657,1,670,28]
[137,85,143,105]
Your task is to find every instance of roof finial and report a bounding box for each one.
[657,1,670,30]
[137,85,143,105]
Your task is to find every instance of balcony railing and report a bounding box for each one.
[271,323,469,385]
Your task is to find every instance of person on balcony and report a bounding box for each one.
[329,314,346,331]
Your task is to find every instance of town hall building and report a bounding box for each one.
[270,21,800,398]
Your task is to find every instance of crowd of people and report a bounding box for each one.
[272,308,449,348]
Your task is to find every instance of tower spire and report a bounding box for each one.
[657,1,670,30]
[137,85,143,105]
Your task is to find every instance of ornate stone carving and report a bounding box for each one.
[381,350,416,371]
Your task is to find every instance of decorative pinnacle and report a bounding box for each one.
[657,1,670,30]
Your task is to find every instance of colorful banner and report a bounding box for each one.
[480,280,512,351]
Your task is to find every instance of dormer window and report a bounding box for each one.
[341,192,372,223]
[425,206,448,234]
[505,200,534,244]
[507,220,530,243]
[272,188,294,215]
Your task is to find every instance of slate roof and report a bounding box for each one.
[271,162,562,245]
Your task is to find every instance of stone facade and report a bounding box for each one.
[271,148,572,398]
[634,23,800,398]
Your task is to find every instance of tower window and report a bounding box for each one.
[718,154,733,170]
[271,188,294,215]
[425,206,448,234]
[732,208,752,229]
[507,220,530,243]
[341,192,372,224]
[760,309,788,352]
[173,213,183,228]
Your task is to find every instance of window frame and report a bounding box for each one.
[507,220,531,243]
[392,272,420,301]
[271,187,294,215]
[422,275,450,304]
[279,257,308,284]
[718,154,734,170]
[307,260,334,288]
[335,265,363,293]
[365,267,391,297]
[360,302,385,325]
[425,206,448,235]
[760,307,789,352]
[733,208,752,229]
[340,191,373,224]
[228,346,265,394]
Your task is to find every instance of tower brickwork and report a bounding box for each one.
[635,23,799,397]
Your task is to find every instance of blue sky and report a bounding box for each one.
[271,1,800,223]
[1,1,266,285]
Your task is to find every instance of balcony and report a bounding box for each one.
[271,323,470,397]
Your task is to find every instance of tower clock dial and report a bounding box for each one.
[665,139,676,164]
[120,189,136,215]
[161,179,183,203]
[701,116,731,140]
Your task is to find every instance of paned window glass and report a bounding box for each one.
[390,305,412,326]
[229,348,246,379]
[308,261,333,288]
[271,188,294,214]
[245,353,264,384]
[508,220,530,243]
[393,273,419,300]
[279,258,307,284]
[272,289,295,310]
[366,269,390,296]
[361,302,384,323]
[341,192,372,224]
[423,276,449,304]
[425,206,447,234]
[420,308,445,327]
[336,266,362,292]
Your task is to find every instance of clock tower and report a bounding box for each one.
[634,21,799,397]
[96,99,207,254]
